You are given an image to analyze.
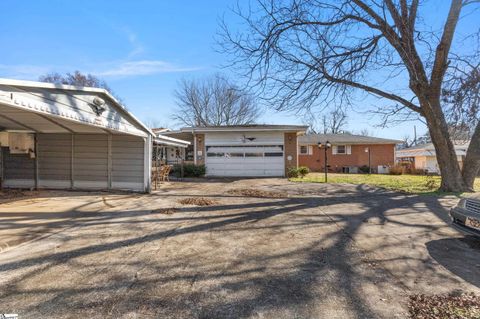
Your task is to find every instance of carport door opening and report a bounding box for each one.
[205,145,284,176]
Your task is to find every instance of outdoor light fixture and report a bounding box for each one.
[318,141,331,182]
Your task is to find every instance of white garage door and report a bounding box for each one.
[205,145,284,177]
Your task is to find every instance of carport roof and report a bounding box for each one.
[0,78,153,137]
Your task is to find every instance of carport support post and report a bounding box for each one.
[34,134,38,190]
[70,134,74,189]
[107,134,112,189]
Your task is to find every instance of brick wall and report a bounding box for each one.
[284,132,298,175]
[299,144,396,172]
[194,133,205,165]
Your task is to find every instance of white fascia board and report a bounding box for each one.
[0,78,154,137]
[154,137,190,148]
[182,127,309,133]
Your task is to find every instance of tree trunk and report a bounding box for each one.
[422,99,469,192]
[462,122,480,191]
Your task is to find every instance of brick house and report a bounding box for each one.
[298,134,402,173]
[159,125,308,177]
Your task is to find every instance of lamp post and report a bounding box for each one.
[318,141,332,182]
[365,147,371,174]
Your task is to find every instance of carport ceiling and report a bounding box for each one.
[0,102,120,134]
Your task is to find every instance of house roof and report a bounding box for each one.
[179,124,308,133]
[0,78,154,137]
[299,133,402,145]
[396,141,470,157]
[154,134,190,148]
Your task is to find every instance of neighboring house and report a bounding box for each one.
[160,125,308,177]
[0,78,154,192]
[151,129,190,165]
[298,133,402,173]
[396,141,469,174]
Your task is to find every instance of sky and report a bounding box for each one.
[0,1,477,139]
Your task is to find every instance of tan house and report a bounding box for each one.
[160,125,308,177]
[396,141,469,174]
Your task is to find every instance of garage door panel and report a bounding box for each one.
[205,145,284,177]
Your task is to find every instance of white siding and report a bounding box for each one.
[205,131,284,146]
[2,133,146,192]
[112,135,145,191]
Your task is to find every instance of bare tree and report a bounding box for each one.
[303,108,348,134]
[39,71,123,103]
[220,0,480,191]
[323,109,348,134]
[359,128,373,137]
[172,74,262,127]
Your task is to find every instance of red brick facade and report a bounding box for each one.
[299,143,396,172]
[284,132,298,175]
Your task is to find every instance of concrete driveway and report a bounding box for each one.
[0,179,479,318]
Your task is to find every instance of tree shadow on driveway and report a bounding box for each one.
[426,236,480,289]
[0,183,476,318]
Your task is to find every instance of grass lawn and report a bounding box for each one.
[291,173,480,195]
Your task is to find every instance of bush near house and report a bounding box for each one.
[288,166,310,178]
[389,165,429,175]
[298,166,310,178]
[172,164,206,177]
[287,167,300,178]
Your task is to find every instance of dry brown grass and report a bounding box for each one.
[151,208,179,215]
[227,188,286,198]
[178,197,218,206]
[0,189,38,204]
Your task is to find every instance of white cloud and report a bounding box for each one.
[95,60,201,77]
[120,27,145,58]
[0,64,51,80]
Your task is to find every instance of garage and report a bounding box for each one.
[0,79,153,192]
[206,145,284,176]
[159,125,308,177]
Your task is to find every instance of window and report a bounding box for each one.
[265,152,283,157]
[245,152,263,157]
[333,145,351,155]
[299,145,312,155]
[225,153,244,158]
[207,152,224,157]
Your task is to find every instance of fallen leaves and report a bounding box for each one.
[178,197,218,206]
[227,188,286,198]
[408,293,480,319]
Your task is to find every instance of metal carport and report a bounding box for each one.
[0,78,153,192]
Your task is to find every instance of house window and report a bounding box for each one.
[299,145,312,155]
[333,145,351,155]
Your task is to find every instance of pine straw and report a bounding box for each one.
[178,197,218,206]
[227,188,286,198]
[151,208,179,215]
[409,293,480,319]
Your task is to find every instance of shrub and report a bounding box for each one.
[389,165,405,175]
[287,167,299,178]
[297,166,310,178]
[358,165,371,174]
[172,164,206,177]
[424,175,438,190]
